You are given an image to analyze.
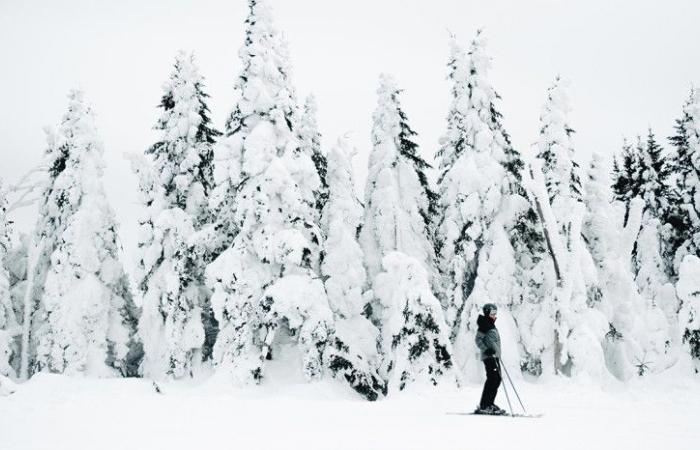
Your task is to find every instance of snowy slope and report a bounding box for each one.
[1,371,698,450]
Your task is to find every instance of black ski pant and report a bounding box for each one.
[479,357,501,409]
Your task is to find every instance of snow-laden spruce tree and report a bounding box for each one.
[626,132,677,369]
[321,137,385,400]
[434,33,536,380]
[18,134,73,377]
[2,231,28,380]
[676,255,700,373]
[637,130,672,220]
[208,0,301,261]
[535,77,583,233]
[582,155,615,270]
[205,0,333,384]
[373,252,455,391]
[0,180,20,378]
[19,92,130,379]
[583,155,670,378]
[669,89,700,369]
[532,78,606,377]
[633,219,677,369]
[475,79,553,378]
[668,89,700,269]
[434,33,509,328]
[133,51,220,379]
[500,157,551,377]
[360,74,437,286]
[29,90,139,376]
[612,140,642,223]
[298,95,328,219]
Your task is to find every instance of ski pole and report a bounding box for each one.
[501,361,527,414]
[497,359,514,417]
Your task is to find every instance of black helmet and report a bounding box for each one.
[482,303,497,316]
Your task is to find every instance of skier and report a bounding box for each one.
[475,303,506,415]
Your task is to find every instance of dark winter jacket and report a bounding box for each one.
[475,315,501,361]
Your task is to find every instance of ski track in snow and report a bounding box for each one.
[1,372,698,450]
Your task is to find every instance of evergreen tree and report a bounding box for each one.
[668,88,700,269]
[298,95,329,218]
[612,140,638,202]
[633,213,676,366]
[209,0,300,260]
[434,33,509,326]
[435,33,531,379]
[536,76,583,228]
[583,155,616,267]
[360,74,437,287]
[531,78,605,377]
[19,90,125,379]
[147,51,220,227]
[626,131,678,359]
[31,90,139,376]
[135,51,221,379]
[503,162,550,376]
[669,89,700,369]
[637,129,671,219]
[2,232,28,379]
[612,139,645,226]
[321,137,385,400]
[395,90,439,249]
[0,180,20,378]
[582,156,669,379]
[677,255,700,372]
[373,252,455,391]
[205,0,333,384]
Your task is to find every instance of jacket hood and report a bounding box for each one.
[477,314,495,333]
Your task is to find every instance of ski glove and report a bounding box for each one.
[484,348,496,357]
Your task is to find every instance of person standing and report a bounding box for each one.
[475,303,506,415]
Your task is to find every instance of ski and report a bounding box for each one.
[446,412,543,419]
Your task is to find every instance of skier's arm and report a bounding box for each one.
[475,333,488,353]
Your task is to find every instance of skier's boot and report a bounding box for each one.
[491,404,507,415]
[474,405,506,415]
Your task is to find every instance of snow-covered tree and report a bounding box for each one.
[502,178,551,376]
[434,33,529,380]
[205,0,333,384]
[434,33,509,323]
[148,51,219,227]
[531,78,605,377]
[633,217,677,362]
[584,156,672,378]
[360,74,437,286]
[492,100,552,377]
[668,89,700,370]
[612,140,641,223]
[18,91,115,378]
[637,130,672,219]
[134,51,220,379]
[535,76,583,235]
[677,255,700,373]
[1,231,28,380]
[30,90,139,376]
[298,95,328,218]
[209,0,300,260]
[373,252,454,392]
[321,137,385,400]
[668,89,700,270]
[0,180,20,378]
[620,133,676,365]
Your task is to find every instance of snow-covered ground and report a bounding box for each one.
[2,369,698,450]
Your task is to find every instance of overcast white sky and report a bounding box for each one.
[1,0,699,257]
